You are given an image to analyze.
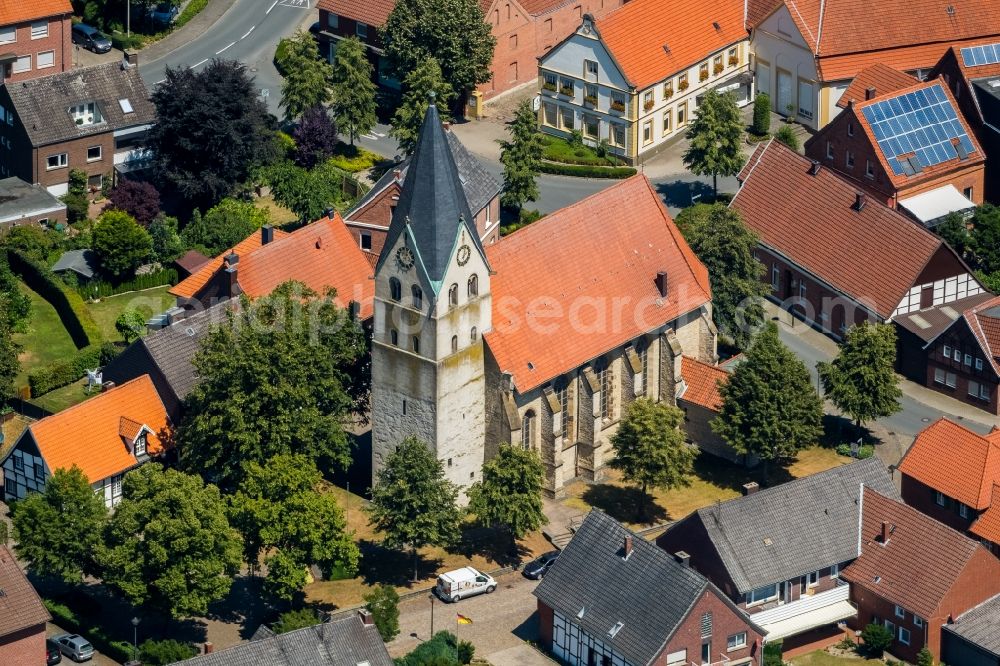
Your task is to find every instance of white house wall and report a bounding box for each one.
[751,4,823,128]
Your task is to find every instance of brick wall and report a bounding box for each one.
[0,208,66,232]
[1,14,72,84]
[34,132,116,191]
[652,587,763,666]
[900,474,980,534]
[0,623,46,665]
[922,319,1000,415]
[657,515,742,601]
[537,599,554,650]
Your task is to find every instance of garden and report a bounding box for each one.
[539,132,638,179]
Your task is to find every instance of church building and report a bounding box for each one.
[371,102,717,497]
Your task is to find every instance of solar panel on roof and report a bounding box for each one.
[860,84,975,177]
[961,43,1000,68]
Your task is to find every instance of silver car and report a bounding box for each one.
[52,634,94,662]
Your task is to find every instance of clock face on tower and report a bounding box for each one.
[395,246,415,271]
[456,244,471,266]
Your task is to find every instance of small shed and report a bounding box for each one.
[51,249,99,281]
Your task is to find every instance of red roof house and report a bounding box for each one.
[842,487,1000,663]
[0,545,50,665]
[0,0,73,84]
[677,356,744,464]
[835,64,918,110]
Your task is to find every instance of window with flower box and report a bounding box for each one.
[610,92,626,113]
[643,91,654,111]
[559,79,574,96]
[543,72,557,92]
[678,73,688,91]
[713,55,723,75]
[699,63,709,81]
[584,83,598,107]
[728,47,738,66]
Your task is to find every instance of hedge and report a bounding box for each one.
[77,268,177,299]
[28,344,104,396]
[836,442,874,459]
[6,250,100,349]
[175,0,210,29]
[539,161,637,179]
[43,598,134,664]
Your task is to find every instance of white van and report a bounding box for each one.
[435,567,497,602]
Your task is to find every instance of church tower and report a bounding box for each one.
[371,98,492,495]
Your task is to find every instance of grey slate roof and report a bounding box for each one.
[0,177,66,223]
[176,615,392,666]
[534,510,757,666]
[374,102,488,290]
[683,457,898,594]
[52,249,99,279]
[346,130,500,221]
[6,61,155,147]
[943,592,1000,657]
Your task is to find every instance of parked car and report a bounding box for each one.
[71,24,112,54]
[435,567,496,602]
[46,638,62,665]
[522,550,560,580]
[52,634,94,662]
[148,2,179,25]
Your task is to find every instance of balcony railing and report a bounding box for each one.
[753,582,855,642]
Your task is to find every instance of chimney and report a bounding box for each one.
[809,160,821,176]
[324,207,335,220]
[358,608,374,626]
[655,271,669,298]
[623,535,633,559]
[742,481,759,496]
[101,381,116,392]
[865,86,876,100]
[261,225,274,245]
[224,254,239,297]
[674,551,691,567]
[123,51,138,67]
[442,121,452,131]
[854,192,866,212]
[393,168,402,181]
[880,521,890,544]
[203,642,213,654]
[225,252,239,266]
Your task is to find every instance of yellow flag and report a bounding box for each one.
[457,614,473,625]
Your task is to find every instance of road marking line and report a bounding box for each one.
[241,26,255,39]
[155,79,165,85]
[362,134,379,140]
[372,131,385,137]
[266,0,278,14]
[216,41,236,54]
[190,59,208,69]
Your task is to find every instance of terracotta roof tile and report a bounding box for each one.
[170,228,289,299]
[27,376,171,484]
[965,295,1000,375]
[0,545,49,639]
[596,0,747,89]
[898,418,1000,510]
[841,487,1000,620]
[936,40,1000,124]
[730,140,946,318]
[679,356,727,411]
[175,249,211,275]
[484,175,711,393]
[317,0,395,27]
[744,0,782,29]
[0,0,71,25]
[836,63,918,109]
[818,38,1000,82]
[971,485,1000,545]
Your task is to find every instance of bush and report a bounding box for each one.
[273,608,319,634]
[274,37,293,74]
[774,124,799,151]
[28,344,104,396]
[328,143,379,172]
[752,92,771,136]
[41,598,133,664]
[835,636,857,650]
[762,640,783,666]
[107,179,161,226]
[861,622,893,657]
[62,192,90,224]
[541,135,624,166]
[835,443,874,459]
[399,631,474,665]
[111,33,144,51]
[77,268,177,299]
[7,250,100,348]
[538,161,637,178]
[364,584,400,642]
[99,341,122,365]
[175,0,209,28]
[916,647,934,666]
[139,639,198,665]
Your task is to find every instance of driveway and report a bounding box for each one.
[48,622,122,666]
[388,570,541,663]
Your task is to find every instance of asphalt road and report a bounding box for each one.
[139,0,314,113]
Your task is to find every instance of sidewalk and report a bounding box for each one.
[139,0,240,65]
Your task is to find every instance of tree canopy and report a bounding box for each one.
[367,437,461,581]
[818,322,902,434]
[331,37,377,145]
[11,466,107,582]
[98,464,241,617]
[391,58,456,156]
[364,584,401,642]
[180,198,270,256]
[148,214,185,263]
[258,160,345,223]
[92,209,152,278]
[178,283,369,490]
[499,100,543,211]
[107,179,161,226]
[278,31,334,122]
[148,60,278,208]
[383,0,496,96]
[293,105,339,169]
[935,211,973,259]
[712,323,824,482]
[467,444,547,541]
[682,90,745,196]
[610,399,695,521]
[0,298,20,399]
[971,204,1000,274]
[115,308,146,343]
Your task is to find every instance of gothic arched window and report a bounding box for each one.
[522,410,535,449]
[411,284,423,309]
[468,274,479,298]
[451,335,458,353]
[389,277,401,301]
[449,283,459,307]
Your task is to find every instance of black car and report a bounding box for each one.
[522,550,560,579]
[46,638,62,665]
[71,24,112,54]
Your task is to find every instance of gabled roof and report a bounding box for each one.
[6,62,155,147]
[970,486,1000,546]
[842,487,1000,619]
[676,458,897,594]
[177,614,393,666]
[891,292,994,345]
[964,294,1000,376]
[484,175,711,394]
[534,510,760,666]
[0,545,50,639]
[175,249,211,275]
[316,0,394,28]
[678,356,728,411]
[0,0,71,25]
[51,249,99,280]
[935,40,1000,124]
[595,0,747,89]
[169,228,289,299]
[899,418,1000,510]
[376,101,486,292]
[943,593,1000,658]
[731,140,955,319]
[836,63,918,109]
[21,375,170,484]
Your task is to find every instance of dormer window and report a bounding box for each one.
[135,432,147,456]
[69,102,102,127]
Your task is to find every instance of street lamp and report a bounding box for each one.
[428,593,435,637]
[131,617,140,661]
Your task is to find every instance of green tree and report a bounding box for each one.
[684,205,768,349]
[278,31,334,122]
[10,466,107,582]
[391,58,456,156]
[976,269,1000,293]
[383,0,496,96]
[399,631,473,666]
[98,464,241,618]
[935,211,973,259]
[331,37,377,145]
[62,169,90,223]
[115,308,146,343]
[499,100,543,211]
[712,323,824,482]
[467,444,546,542]
[273,608,319,634]
[148,214,185,262]
[180,199,270,256]
[673,202,715,241]
[682,90,744,197]
[1,225,55,263]
[0,299,21,399]
[178,284,368,489]
[364,584,401,642]
[258,161,342,223]
[138,639,198,666]
[860,623,893,657]
[609,399,696,521]
[367,437,461,581]
[228,454,359,601]
[916,647,934,666]
[971,204,1000,273]
[92,209,152,278]
[752,92,771,136]
[817,322,902,436]
[774,124,799,151]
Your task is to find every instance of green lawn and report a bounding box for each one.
[12,283,78,386]
[84,286,175,342]
[789,651,885,665]
[540,134,624,166]
[29,378,97,413]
